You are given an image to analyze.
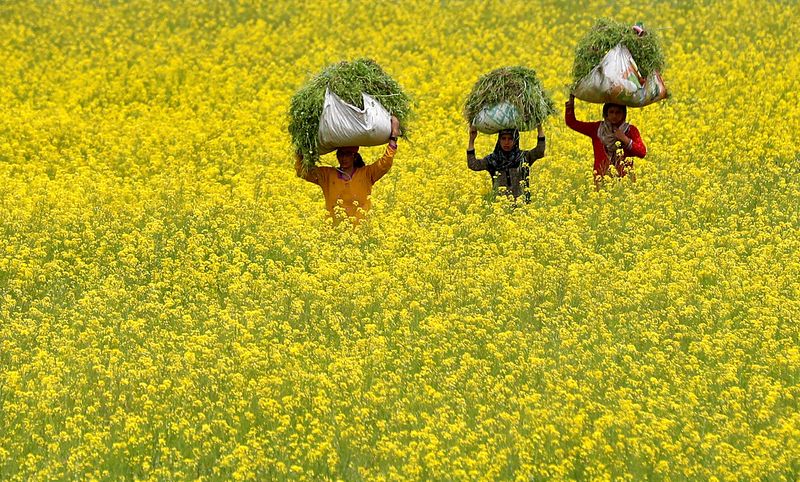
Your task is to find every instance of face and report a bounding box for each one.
[499,133,516,152]
[605,106,626,126]
[336,150,355,169]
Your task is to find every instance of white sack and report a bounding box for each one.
[573,44,668,107]
[472,101,521,134]
[318,88,392,154]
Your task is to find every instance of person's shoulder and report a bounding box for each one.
[312,165,337,178]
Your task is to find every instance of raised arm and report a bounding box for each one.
[365,146,396,183]
[365,115,401,183]
[565,94,597,137]
[466,125,489,171]
[524,124,546,164]
[295,151,321,184]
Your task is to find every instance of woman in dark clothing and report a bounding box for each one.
[466,125,546,202]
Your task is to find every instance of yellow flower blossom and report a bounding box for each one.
[1,0,799,480]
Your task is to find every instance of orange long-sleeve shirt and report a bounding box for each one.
[296,145,396,221]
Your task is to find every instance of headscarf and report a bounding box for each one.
[485,129,524,175]
[597,104,629,165]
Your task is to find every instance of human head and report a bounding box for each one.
[497,129,520,153]
[603,103,627,126]
[336,146,364,169]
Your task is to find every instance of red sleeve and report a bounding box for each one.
[565,103,599,137]
[624,125,647,158]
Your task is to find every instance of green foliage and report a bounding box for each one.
[571,18,666,88]
[288,58,412,168]
[463,66,555,132]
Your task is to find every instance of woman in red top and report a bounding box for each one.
[565,94,646,186]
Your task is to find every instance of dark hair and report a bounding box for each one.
[497,129,520,142]
[603,103,627,119]
[354,153,365,168]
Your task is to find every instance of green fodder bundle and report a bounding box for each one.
[463,66,555,132]
[289,58,411,167]
[571,18,665,88]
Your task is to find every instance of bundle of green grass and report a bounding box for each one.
[289,58,411,169]
[463,66,555,134]
[571,18,665,89]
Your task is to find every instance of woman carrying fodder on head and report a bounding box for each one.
[290,59,410,223]
[464,66,555,203]
[565,94,647,187]
[294,117,401,224]
[566,19,665,187]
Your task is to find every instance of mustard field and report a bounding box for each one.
[1,1,799,480]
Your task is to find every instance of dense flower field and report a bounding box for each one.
[1,0,799,480]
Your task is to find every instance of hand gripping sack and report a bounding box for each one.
[573,44,667,107]
[472,101,521,134]
[317,88,392,154]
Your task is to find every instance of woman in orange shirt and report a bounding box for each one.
[296,116,401,223]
